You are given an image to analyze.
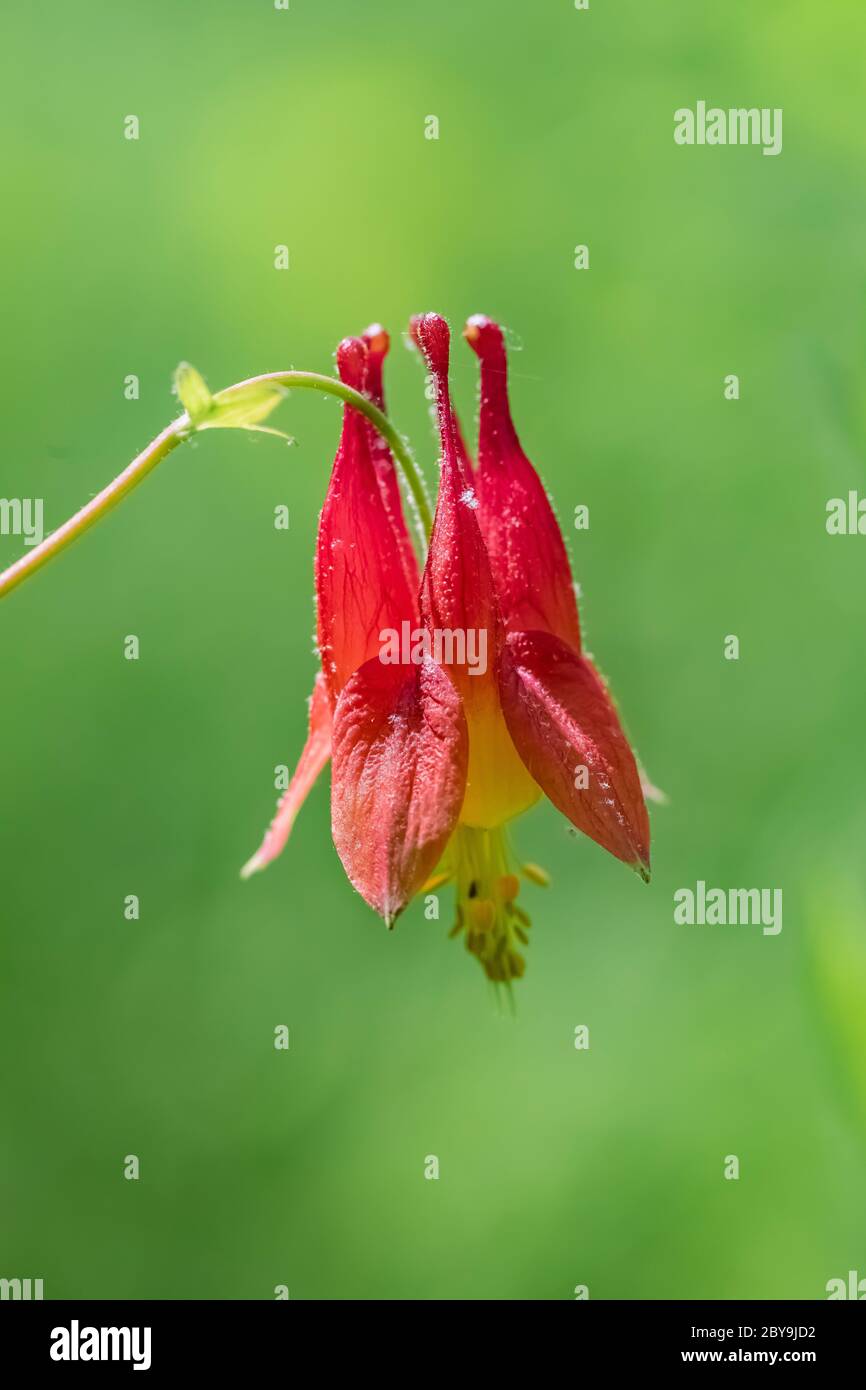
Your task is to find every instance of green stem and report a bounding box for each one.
[235,371,432,537]
[0,370,432,603]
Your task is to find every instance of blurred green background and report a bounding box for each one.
[2,0,866,1300]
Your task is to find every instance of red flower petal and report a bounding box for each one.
[315,337,419,707]
[360,322,389,412]
[411,313,539,827]
[361,323,421,599]
[240,672,332,878]
[331,655,468,926]
[499,628,650,874]
[453,410,474,475]
[464,315,582,652]
[410,314,499,696]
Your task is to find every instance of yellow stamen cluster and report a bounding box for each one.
[445,825,544,984]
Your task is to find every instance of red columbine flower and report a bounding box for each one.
[244,313,650,983]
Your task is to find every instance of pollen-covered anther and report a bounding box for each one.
[422,870,453,893]
[497,873,521,902]
[522,861,551,887]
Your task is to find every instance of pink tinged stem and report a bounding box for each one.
[0,422,184,601]
[0,371,432,604]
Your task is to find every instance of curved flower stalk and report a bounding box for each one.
[0,363,431,602]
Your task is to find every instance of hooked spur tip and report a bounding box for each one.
[335,336,367,391]
[463,313,489,341]
[362,323,389,358]
[409,312,451,376]
[463,314,505,361]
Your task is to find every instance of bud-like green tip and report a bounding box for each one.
[174,364,293,443]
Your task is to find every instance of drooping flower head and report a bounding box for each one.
[243,313,652,984]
